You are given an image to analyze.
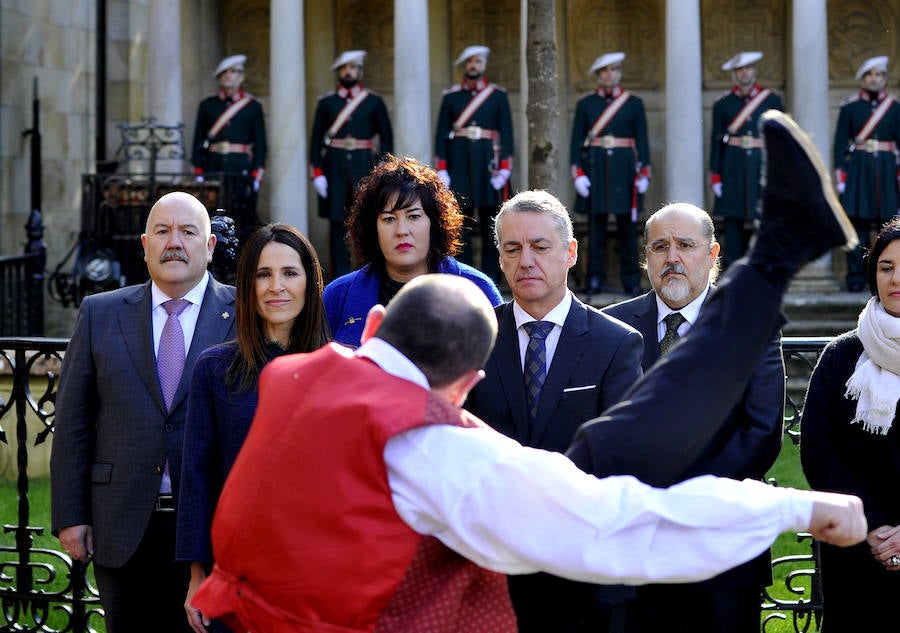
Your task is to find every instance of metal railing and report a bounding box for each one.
[0,337,831,632]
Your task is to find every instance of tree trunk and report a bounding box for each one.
[526,0,559,192]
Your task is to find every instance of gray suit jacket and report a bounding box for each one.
[51,278,236,567]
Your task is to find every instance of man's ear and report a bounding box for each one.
[360,304,386,345]
[450,369,485,407]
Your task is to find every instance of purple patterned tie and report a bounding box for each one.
[523,320,554,424]
[157,299,190,411]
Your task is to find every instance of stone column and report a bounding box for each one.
[147,0,182,172]
[269,0,307,232]
[394,0,432,162]
[664,0,704,205]
[789,0,838,291]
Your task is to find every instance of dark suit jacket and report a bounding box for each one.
[603,290,785,590]
[50,278,236,568]
[466,296,643,633]
[466,295,643,454]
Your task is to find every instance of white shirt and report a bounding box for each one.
[151,272,211,356]
[359,338,814,586]
[655,284,710,342]
[512,291,572,370]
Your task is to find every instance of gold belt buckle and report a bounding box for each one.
[466,125,482,140]
[600,135,615,149]
[741,136,754,149]
[343,137,357,151]
[866,138,877,152]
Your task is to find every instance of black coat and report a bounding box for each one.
[192,90,267,173]
[309,88,393,221]
[434,82,514,209]
[833,91,900,221]
[603,290,785,591]
[800,330,900,630]
[709,86,783,220]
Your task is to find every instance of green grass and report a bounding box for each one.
[761,440,821,633]
[1,477,106,632]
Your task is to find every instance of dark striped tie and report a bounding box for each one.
[523,320,554,423]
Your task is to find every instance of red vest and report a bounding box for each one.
[193,343,516,632]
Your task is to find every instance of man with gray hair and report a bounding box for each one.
[466,189,643,631]
[603,202,786,632]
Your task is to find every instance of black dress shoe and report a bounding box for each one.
[626,285,643,297]
[752,110,858,273]
[847,280,866,292]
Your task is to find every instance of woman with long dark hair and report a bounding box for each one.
[177,224,330,632]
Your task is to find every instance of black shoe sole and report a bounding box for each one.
[760,110,859,251]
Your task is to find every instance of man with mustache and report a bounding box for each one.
[602,202,785,633]
[51,192,236,633]
[310,49,394,277]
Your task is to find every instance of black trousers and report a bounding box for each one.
[567,260,785,488]
[626,585,761,633]
[457,205,502,283]
[94,512,192,633]
[721,217,753,271]
[588,213,640,291]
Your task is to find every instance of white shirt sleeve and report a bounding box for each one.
[385,424,812,586]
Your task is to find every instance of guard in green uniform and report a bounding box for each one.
[570,52,650,295]
[435,45,514,283]
[834,55,900,291]
[192,54,267,244]
[709,51,783,270]
[310,50,394,278]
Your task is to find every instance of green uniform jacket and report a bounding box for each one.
[709,85,783,220]
[434,79,514,209]
[569,87,649,216]
[833,90,900,221]
[191,89,267,173]
[310,86,394,222]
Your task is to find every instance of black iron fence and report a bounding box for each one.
[0,211,46,337]
[0,337,832,632]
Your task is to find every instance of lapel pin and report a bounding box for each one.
[221,311,230,319]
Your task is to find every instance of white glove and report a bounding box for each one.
[836,181,846,194]
[574,174,591,198]
[490,168,511,191]
[635,175,649,194]
[437,169,451,188]
[195,175,204,183]
[313,175,328,199]
[253,179,261,192]
[712,182,723,198]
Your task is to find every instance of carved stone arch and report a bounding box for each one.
[335,0,395,94]
[222,0,270,98]
[449,0,521,91]
[828,0,900,87]
[701,0,786,91]
[566,0,663,93]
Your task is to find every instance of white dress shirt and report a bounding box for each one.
[511,292,572,370]
[359,338,813,586]
[150,271,211,355]
[655,284,710,342]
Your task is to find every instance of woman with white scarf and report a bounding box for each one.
[801,217,900,631]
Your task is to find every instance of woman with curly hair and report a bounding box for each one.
[324,155,502,347]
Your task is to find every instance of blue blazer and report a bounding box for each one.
[50,278,236,567]
[323,257,503,347]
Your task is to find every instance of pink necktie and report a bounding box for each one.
[157,299,190,411]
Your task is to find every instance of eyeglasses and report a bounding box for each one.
[646,239,705,255]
